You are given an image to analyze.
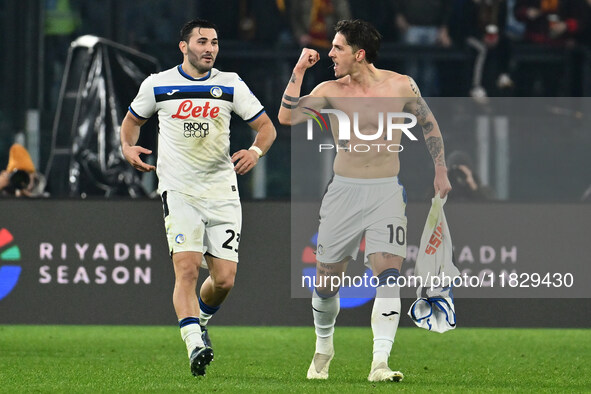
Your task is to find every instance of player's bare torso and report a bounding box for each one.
[313,70,414,179]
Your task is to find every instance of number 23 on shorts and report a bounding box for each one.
[222,229,240,252]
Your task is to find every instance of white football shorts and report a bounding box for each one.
[162,190,242,266]
[316,175,407,266]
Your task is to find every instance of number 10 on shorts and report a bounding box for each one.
[387,224,405,246]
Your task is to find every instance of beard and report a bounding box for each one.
[186,48,215,74]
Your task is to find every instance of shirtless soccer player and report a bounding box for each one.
[121,19,276,377]
[278,19,451,382]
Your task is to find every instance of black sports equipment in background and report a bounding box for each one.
[44,36,159,197]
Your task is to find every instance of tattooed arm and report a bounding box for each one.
[404,76,452,197]
[278,48,328,126]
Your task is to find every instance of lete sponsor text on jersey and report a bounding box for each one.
[172,100,220,119]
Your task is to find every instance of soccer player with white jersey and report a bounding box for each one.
[121,19,276,377]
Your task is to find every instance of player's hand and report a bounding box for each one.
[294,48,320,72]
[231,149,259,175]
[434,166,452,198]
[122,145,155,172]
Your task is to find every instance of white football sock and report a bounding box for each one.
[199,312,213,327]
[312,290,340,355]
[180,322,204,358]
[371,283,401,365]
[198,296,220,327]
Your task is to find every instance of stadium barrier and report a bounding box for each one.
[0,199,589,327]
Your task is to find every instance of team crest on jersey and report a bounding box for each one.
[175,234,186,244]
[317,244,324,255]
[210,86,223,98]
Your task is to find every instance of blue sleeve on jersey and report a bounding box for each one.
[246,109,265,123]
[128,106,149,120]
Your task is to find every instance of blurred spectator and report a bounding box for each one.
[0,144,47,198]
[513,0,588,95]
[236,0,291,44]
[44,0,81,114]
[289,0,351,49]
[45,0,79,37]
[505,0,527,39]
[348,0,398,41]
[394,0,453,97]
[289,0,351,90]
[273,0,295,45]
[457,0,514,100]
[446,150,494,200]
[514,0,586,45]
[123,1,181,48]
[575,0,591,46]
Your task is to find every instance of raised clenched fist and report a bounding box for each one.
[295,48,320,71]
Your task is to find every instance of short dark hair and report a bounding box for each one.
[4,170,30,194]
[335,19,382,64]
[180,19,218,42]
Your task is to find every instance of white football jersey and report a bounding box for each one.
[129,65,265,199]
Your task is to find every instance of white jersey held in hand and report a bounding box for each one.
[129,66,265,199]
[408,195,460,333]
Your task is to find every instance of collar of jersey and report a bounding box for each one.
[177,65,212,81]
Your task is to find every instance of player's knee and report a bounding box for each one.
[174,264,199,284]
[370,253,403,273]
[213,275,235,292]
[315,286,339,299]
[314,272,342,297]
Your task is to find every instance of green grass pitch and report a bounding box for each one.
[1,325,590,392]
